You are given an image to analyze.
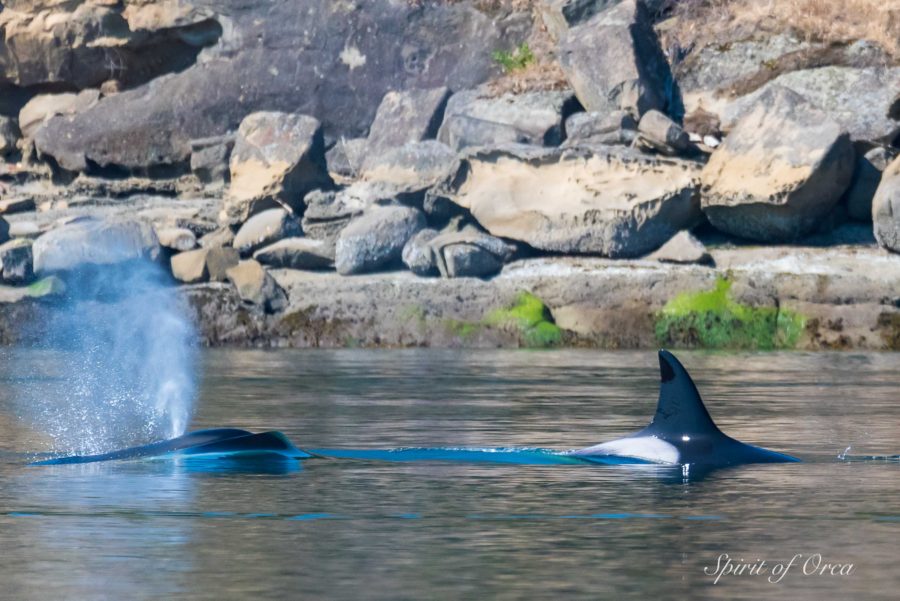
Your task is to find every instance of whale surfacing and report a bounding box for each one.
[31,428,312,465]
[571,350,799,467]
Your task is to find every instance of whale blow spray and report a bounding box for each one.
[18,256,197,455]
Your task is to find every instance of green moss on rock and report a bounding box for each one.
[655,278,805,350]
[488,291,562,347]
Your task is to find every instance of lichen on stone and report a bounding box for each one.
[655,277,805,349]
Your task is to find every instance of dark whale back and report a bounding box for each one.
[31,428,311,465]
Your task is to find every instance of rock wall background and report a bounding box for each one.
[1,0,899,349]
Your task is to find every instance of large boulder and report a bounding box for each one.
[364,87,450,162]
[225,260,287,313]
[32,217,160,274]
[637,110,693,156]
[437,89,576,151]
[539,0,618,41]
[846,147,897,222]
[873,155,900,253]
[360,140,457,195]
[701,86,855,242]
[0,116,20,155]
[558,0,677,118]
[301,189,359,241]
[30,1,525,171]
[223,112,331,222]
[437,144,701,257]
[563,110,637,146]
[335,205,425,275]
[232,208,302,257]
[402,225,514,278]
[539,0,669,40]
[0,238,34,283]
[721,67,900,143]
[170,247,239,284]
[253,238,334,271]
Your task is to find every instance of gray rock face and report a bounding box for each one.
[302,188,367,241]
[254,238,334,271]
[360,140,457,196]
[646,230,711,265]
[364,87,450,162]
[564,110,636,145]
[403,225,514,278]
[190,135,234,187]
[0,117,19,155]
[438,144,701,257]
[0,238,34,284]
[637,110,692,156]
[559,0,677,118]
[0,0,220,91]
[224,112,331,222]
[539,0,621,40]
[326,138,367,181]
[442,243,504,278]
[402,229,441,276]
[675,34,811,99]
[437,89,576,151]
[335,205,426,275]
[31,1,524,171]
[32,217,160,274]
[226,260,287,313]
[721,67,900,143]
[873,155,900,252]
[232,209,301,257]
[701,86,855,242]
[301,181,413,242]
[846,147,897,222]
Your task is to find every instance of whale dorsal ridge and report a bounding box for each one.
[648,350,721,437]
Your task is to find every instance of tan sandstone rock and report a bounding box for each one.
[701,86,854,242]
[438,144,701,258]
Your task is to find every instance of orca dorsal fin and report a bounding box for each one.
[647,350,721,437]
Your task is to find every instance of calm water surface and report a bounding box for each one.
[1,349,899,600]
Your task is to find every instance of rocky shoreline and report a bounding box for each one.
[0,0,899,350]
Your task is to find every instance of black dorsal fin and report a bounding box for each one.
[646,350,721,437]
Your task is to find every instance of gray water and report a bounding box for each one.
[1,349,899,600]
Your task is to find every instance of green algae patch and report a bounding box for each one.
[26,276,66,299]
[655,278,805,350]
[487,292,562,348]
[444,318,482,340]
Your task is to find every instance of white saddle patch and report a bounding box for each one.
[575,436,680,464]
